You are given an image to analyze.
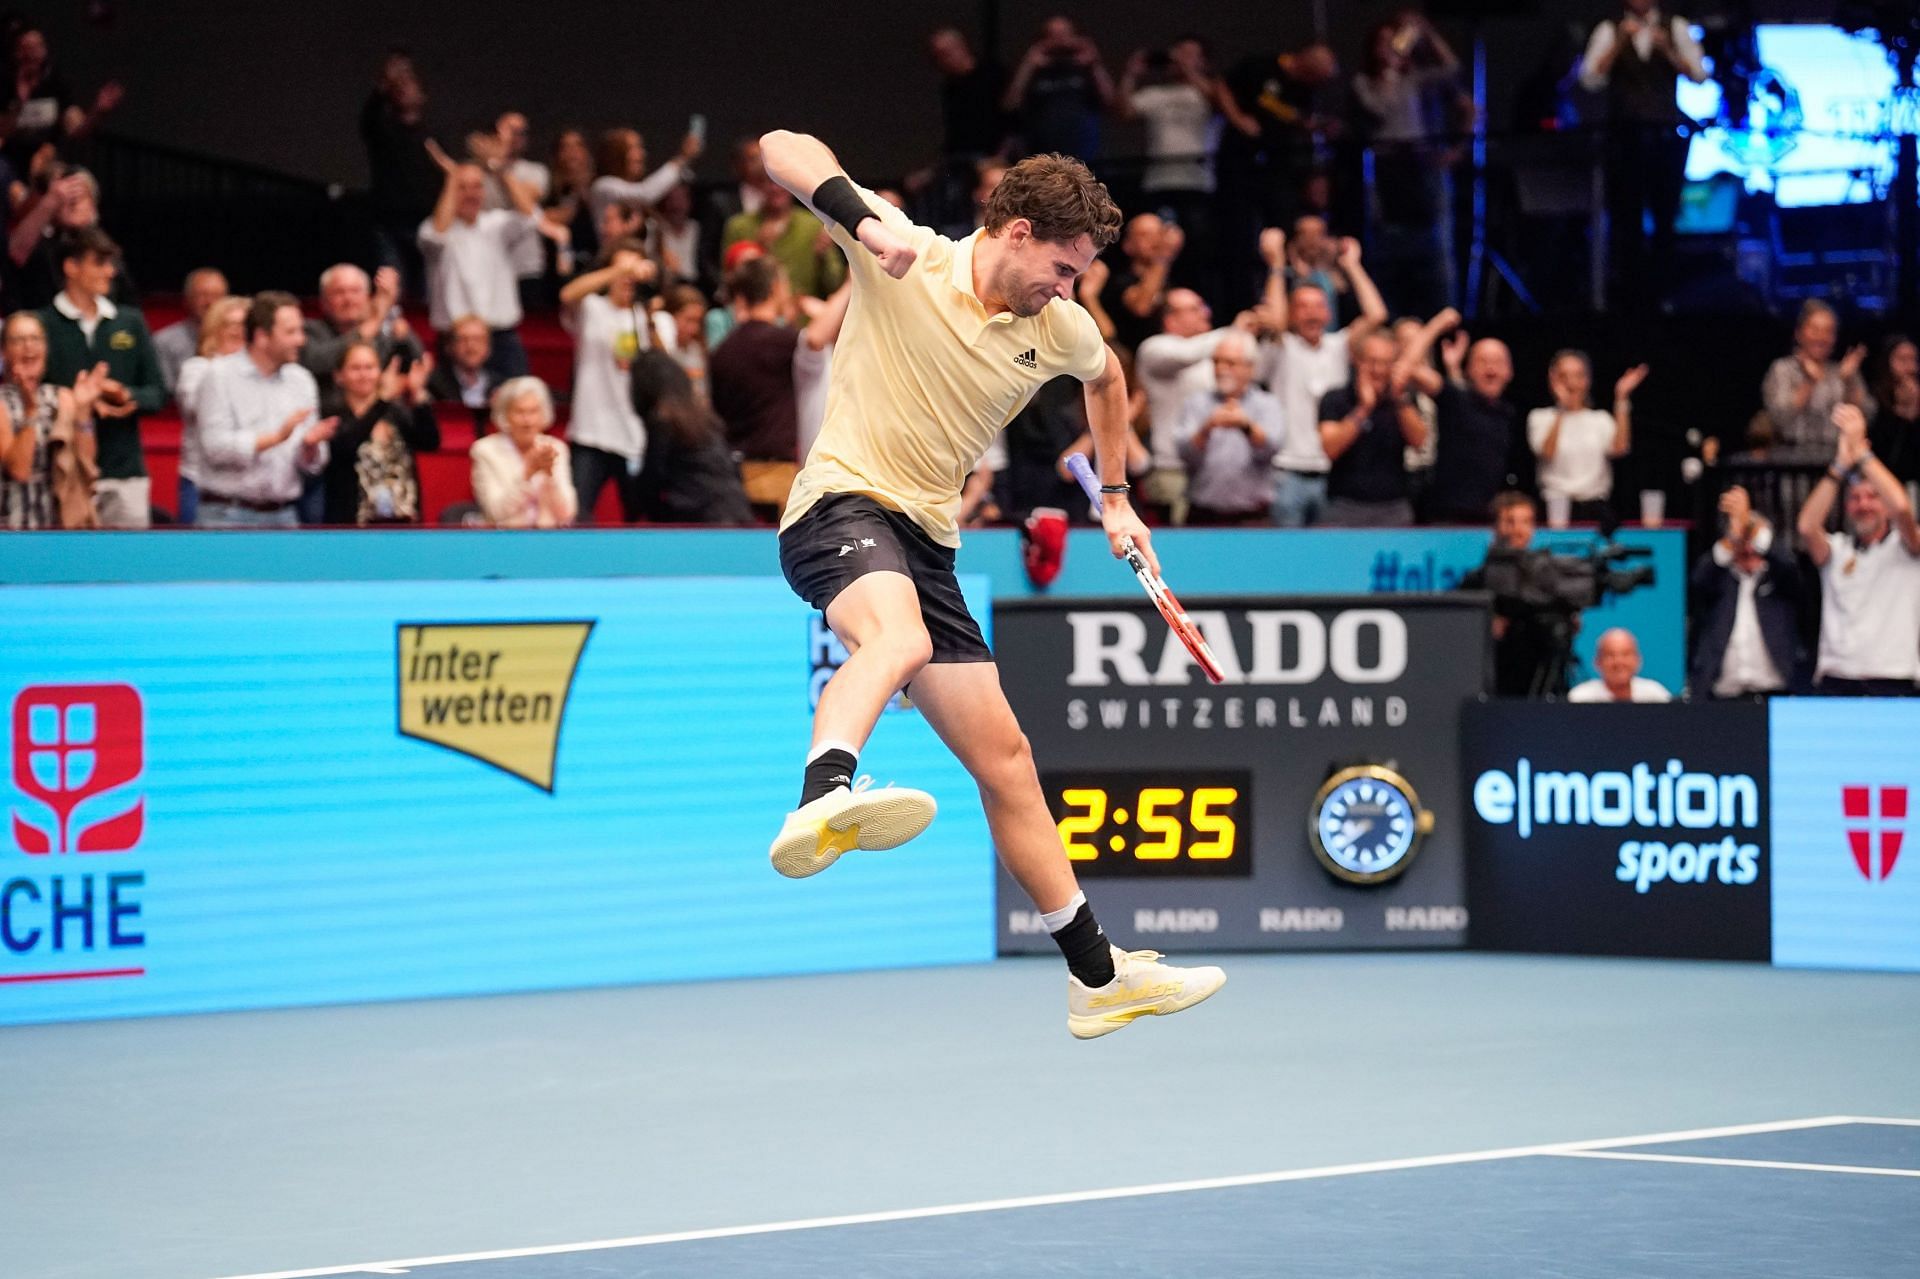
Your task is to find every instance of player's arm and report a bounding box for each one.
[759,129,917,279]
[1084,345,1159,576]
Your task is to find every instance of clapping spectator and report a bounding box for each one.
[1760,301,1873,450]
[1316,330,1427,527]
[470,376,577,528]
[1529,350,1644,523]
[559,238,657,523]
[1118,36,1228,300]
[194,292,336,529]
[152,268,228,394]
[1099,212,1183,352]
[1003,16,1113,160]
[1567,627,1673,702]
[1352,13,1467,316]
[174,294,249,526]
[1176,332,1279,524]
[589,126,701,229]
[301,263,420,386]
[1796,404,1920,695]
[1868,334,1918,488]
[320,341,439,525]
[1690,484,1799,698]
[418,143,542,380]
[5,25,122,171]
[1579,0,1709,310]
[39,226,162,529]
[1133,265,1261,524]
[721,176,845,300]
[0,312,102,529]
[360,51,439,296]
[477,112,552,309]
[1261,234,1388,527]
[425,314,498,431]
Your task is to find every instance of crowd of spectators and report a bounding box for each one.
[0,8,1914,697]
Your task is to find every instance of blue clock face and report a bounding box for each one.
[1313,773,1422,883]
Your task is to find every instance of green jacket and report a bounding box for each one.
[39,295,166,480]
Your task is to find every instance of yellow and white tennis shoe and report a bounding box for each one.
[768,776,937,879]
[1068,946,1227,1039]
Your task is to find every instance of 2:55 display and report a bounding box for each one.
[1043,770,1254,877]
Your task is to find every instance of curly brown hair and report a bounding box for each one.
[983,153,1122,250]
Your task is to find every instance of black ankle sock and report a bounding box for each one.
[1052,903,1116,986]
[799,748,858,807]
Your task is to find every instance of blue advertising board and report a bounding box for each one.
[0,577,994,1025]
[1770,699,1920,972]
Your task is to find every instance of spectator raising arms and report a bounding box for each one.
[1796,404,1920,695]
[360,51,439,295]
[5,24,123,171]
[419,142,546,380]
[302,263,418,387]
[470,377,577,528]
[0,312,103,530]
[1003,16,1113,160]
[589,127,702,230]
[1100,212,1183,352]
[1691,484,1799,699]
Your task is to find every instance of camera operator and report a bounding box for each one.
[1466,491,1559,695]
[1796,404,1920,695]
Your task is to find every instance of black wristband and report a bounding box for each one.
[1099,483,1132,494]
[811,176,877,235]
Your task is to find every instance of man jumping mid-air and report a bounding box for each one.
[761,128,1225,1038]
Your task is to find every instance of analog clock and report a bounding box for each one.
[1308,764,1434,885]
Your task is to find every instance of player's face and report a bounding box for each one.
[1003,229,1096,318]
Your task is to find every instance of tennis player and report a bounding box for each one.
[760,129,1225,1038]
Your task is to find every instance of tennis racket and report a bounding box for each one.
[1066,452,1226,685]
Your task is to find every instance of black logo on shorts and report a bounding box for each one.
[1013,348,1038,370]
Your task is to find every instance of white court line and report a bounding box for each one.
[1836,1116,1920,1128]
[207,1115,1863,1279]
[1551,1149,1920,1179]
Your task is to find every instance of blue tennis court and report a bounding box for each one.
[8,952,1917,1279]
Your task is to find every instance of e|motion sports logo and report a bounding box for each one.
[1473,756,1762,894]
[396,622,593,791]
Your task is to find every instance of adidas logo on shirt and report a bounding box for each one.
[1013,348,1038,370]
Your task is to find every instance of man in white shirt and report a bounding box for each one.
[418,146,544,382]
[1258,231,1387,526]
[1133,285,1257,524]
[1579,0,1708,308]
[194,292,336,527]
[1568,628,1672,703]
[1796,404,1920,695]
[1691,485,1800,698]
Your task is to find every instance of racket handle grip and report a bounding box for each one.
[1065,452,1103,505]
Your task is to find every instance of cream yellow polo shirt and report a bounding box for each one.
[779,188,1110,548]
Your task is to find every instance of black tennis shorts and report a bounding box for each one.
[779,493,992,663]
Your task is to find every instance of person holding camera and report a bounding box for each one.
[1118,35,1229,301]
[559,237,657,523]
[1690,484,1799,698]
[1796,403,1920,696]
[1174,332,1279,525]
[1003,16,1114,160]
[1315,329,1426,527]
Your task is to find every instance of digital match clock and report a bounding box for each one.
[1042,770,1253,877]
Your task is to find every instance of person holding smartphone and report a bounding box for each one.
[559,237,656,523]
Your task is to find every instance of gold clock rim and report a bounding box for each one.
[1307,764,1430,885]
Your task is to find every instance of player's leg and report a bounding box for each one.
[771,498,939,878]
[907,658,1227,1039]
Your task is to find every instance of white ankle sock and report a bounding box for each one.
[807,739,862,765]
[1040,891,1087,935]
